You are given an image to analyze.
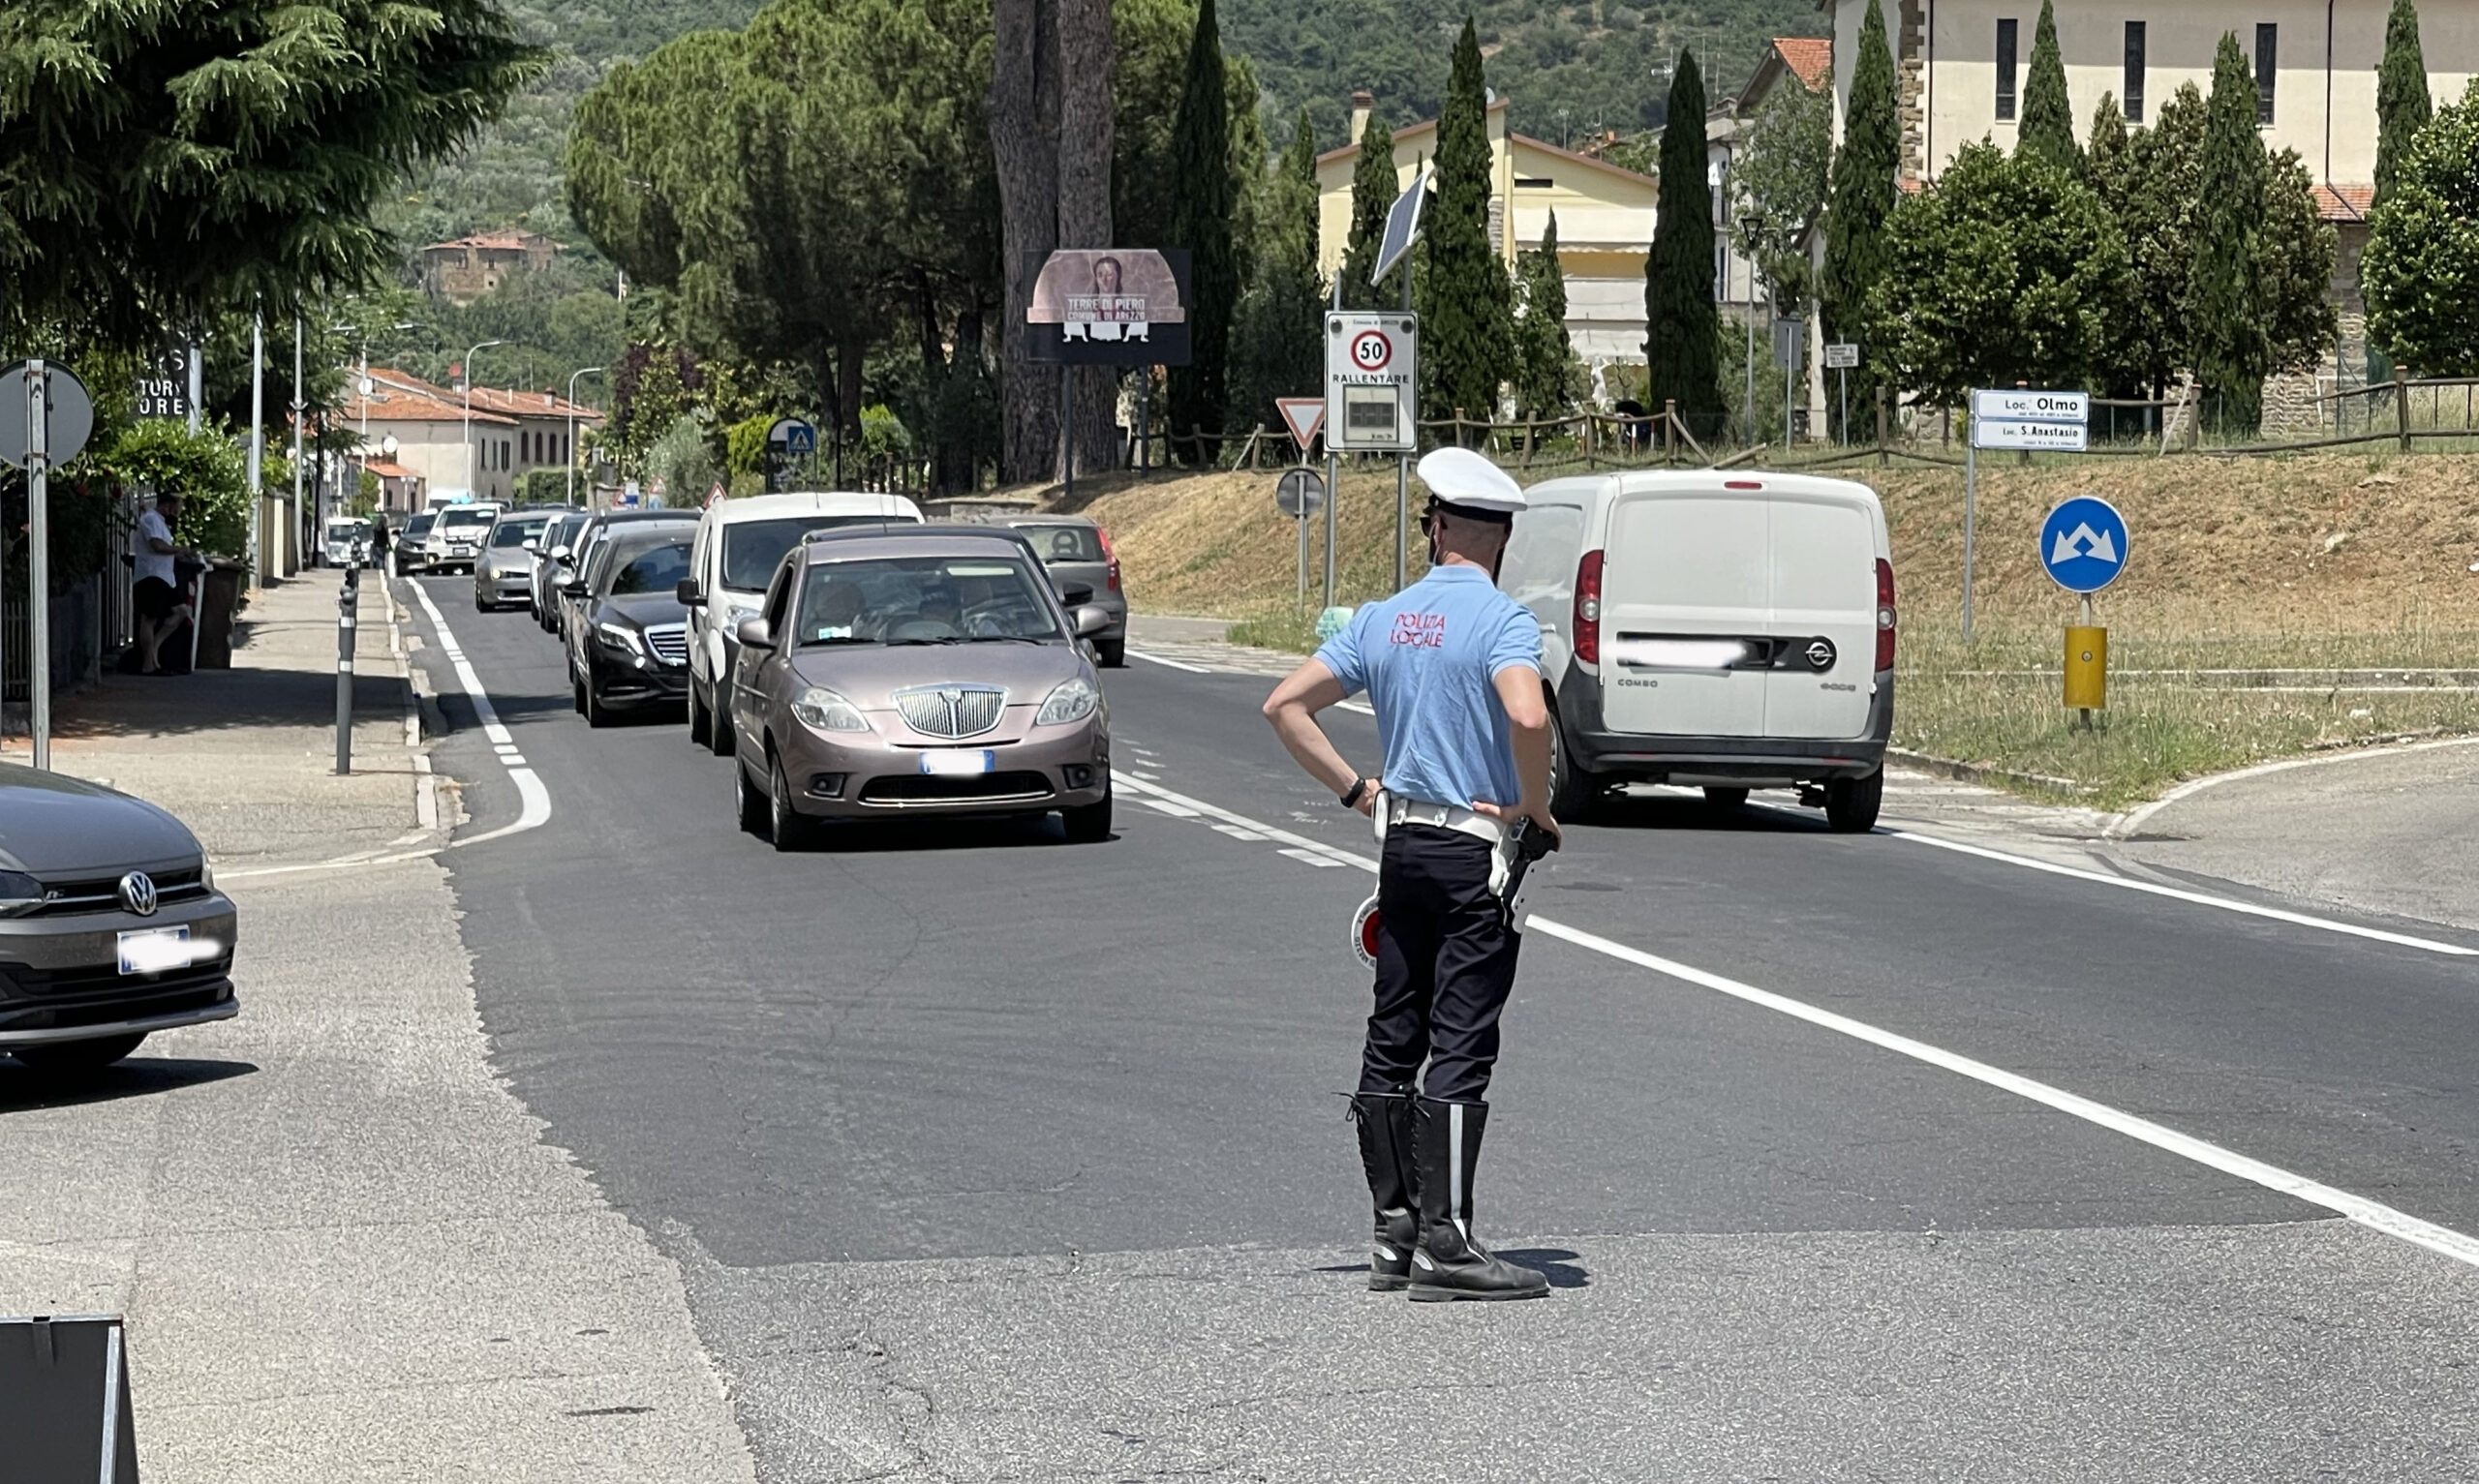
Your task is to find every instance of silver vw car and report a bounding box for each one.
[724,527,1114,847]
[0,765,239,1075]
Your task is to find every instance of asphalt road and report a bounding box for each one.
[401,575,2479,1482]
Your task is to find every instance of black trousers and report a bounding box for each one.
[1359,823,1521,1103]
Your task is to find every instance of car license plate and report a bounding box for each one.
[919,749,995,776]
[118,925,192,976]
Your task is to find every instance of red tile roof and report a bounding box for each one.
[361,460,422,480]
[1773,37,1833,92]
[342,388,516,427]
[421,231,556,254]
[2315,184,2374,222]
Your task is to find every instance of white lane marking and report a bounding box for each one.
[1131,770,2479,1273]
[1124,648,1210,674]
[406,580,553,846]
[1887,828,2479,957]
[1211,824,1268,841]
[1336,700,1375,715]
[1524,915,2479,1272]
[1141,797,1201,817]
[1115,775,1371,870]
[2113,732,2479,840]
[1277,847,1346,867]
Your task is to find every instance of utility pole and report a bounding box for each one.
[463,339,506,498]
[567,366,605,505]
[291,317,306,574]
[248,308,264,593]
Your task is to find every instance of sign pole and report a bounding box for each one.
[1396,263,1413,591]
[1963,438,1975,642]
[27,362,50,769]
[1323,276,1341,614]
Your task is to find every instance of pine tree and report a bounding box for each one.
[2190,32,2271,436]
[1342,116,1400,310]
[1644,48,1724,442]
[1167,0,1237,456]
[2017,0,2080,171]
[2083,93,2144,396]
[1515,212,1575,422]
[1423,18,1514,431]
[2375,0,2433,206]
[1821,0,1899,440]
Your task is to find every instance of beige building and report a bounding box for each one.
[1314,94,1662,366]
[417,232,562,305]
[342,370,602,510]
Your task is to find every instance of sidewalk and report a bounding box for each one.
[0,571,754,1483]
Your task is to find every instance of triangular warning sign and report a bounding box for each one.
[1276,398,1326,452]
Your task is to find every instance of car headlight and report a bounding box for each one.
[596,621,645,654]
[199,859,216,893]
[1037,676,1101,726]
[0,869,45,916]
[791,685,871,732]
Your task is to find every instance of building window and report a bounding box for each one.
[502,439,511,471]
[2255,24,2277,125]
[2124,22,2146,122]
[1995,18,2019,122]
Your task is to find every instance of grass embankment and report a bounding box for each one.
[1064,452,2479,805]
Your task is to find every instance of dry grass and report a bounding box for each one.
[1069,450,2479,803]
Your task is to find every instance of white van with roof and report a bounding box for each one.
[1501,469,1896,832]
[678,490,924,752]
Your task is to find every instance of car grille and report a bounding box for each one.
[644,622,689,665]
[893,684,1007,739]
[0,950,234,1001]
[28,866,211,917]
[860,771,1055,806]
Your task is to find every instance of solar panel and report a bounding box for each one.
[1369,165,1431,287]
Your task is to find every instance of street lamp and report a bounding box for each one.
[462,339,506,497]
[566,367,606,505]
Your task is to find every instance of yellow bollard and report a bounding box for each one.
[2065,624,2108,712]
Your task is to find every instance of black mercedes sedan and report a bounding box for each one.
[0,764,238,1075]
[565,529,694,726]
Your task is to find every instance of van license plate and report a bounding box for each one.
[920,750,994,776]
[118,926,192,976]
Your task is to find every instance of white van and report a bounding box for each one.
[678,491,924,751]
[1501,469,1895,832]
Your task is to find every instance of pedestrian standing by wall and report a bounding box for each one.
[131,493,192,676]
[1261,446,1559,1302]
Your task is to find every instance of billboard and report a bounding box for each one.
[1024,248,1192,366]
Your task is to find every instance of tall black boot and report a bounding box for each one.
[1410,1097,1547,1302]
[1348,1088,1422,1290]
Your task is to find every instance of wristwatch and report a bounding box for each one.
[1341,777,1369,810]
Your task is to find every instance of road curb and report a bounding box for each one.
[1886,746,2094,798]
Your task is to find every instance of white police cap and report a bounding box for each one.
[1416,446,1527,519]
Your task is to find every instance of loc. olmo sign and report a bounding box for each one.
[1970,388,2089,452]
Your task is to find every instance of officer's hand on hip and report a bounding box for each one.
[1472,799,1560,844]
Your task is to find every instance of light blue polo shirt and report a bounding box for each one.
[1315,563,1543,811]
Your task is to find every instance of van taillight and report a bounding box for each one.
[1574,550,1604,665]
[1875,558,1896,672]
[1098,528,1122,592]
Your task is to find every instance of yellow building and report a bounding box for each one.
[1314,93,1661,365]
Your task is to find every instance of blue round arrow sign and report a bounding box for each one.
[2039,496,2128,594]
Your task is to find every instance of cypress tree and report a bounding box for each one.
[2374,0,2433,206]
[1423,17,1514,431]
[1821,0,1898,439]
[1342,116,1400,308]
[1643,48,1724,442]
[1515,212,1574,421]
[2190,31,2270,436]
[2017,0,2079,171]
[1226,108,1328,432]
[1168,0,1236,456]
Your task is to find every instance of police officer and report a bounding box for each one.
[1262,446,1557,1303]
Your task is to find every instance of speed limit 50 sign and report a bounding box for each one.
[1325,312,1418,452]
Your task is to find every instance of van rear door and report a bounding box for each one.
[1598,493,1768,737]
[1761,492,1879,740]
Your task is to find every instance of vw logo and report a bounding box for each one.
[118,871,159,917]
[1804,638,1838,672]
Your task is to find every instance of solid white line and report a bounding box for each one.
[1336,700,1375,715]
[1115,774,1372,871]
[2112,732,2479,840]
[1886,828,2479,957]
[406,580,553,845]
[1130,769,2479,1273]
[1523,915,2479,1271]
[1277,847,1345,867]
[1123,648,1211,674]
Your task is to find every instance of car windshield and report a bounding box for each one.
[609,540,690,595]
[545,516,583,553]
[1016,524,1102,563]
[490,517,550,548]
[441,507,495,531]
[404,515,436,538]
[326,521,366,538]
[722,516,893,591]
[794,555,1061,646]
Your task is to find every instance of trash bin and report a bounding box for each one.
[196,560,248,669]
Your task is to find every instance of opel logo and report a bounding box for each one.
[1804,638,1838,672]
[118,871,159,917]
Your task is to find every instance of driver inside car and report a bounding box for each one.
[802,578,866,642]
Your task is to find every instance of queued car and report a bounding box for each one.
[473,507,568,612]
[533,511,592,630]
[0,763,239,1075]
[725,525,1115,847]
[565,530,694,726]
[422,500,503,575]
[396,511,439,574]
[557,510,697,643]
[679,492,926,756]
[989,515,1125,667]
[321,517,372,568]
